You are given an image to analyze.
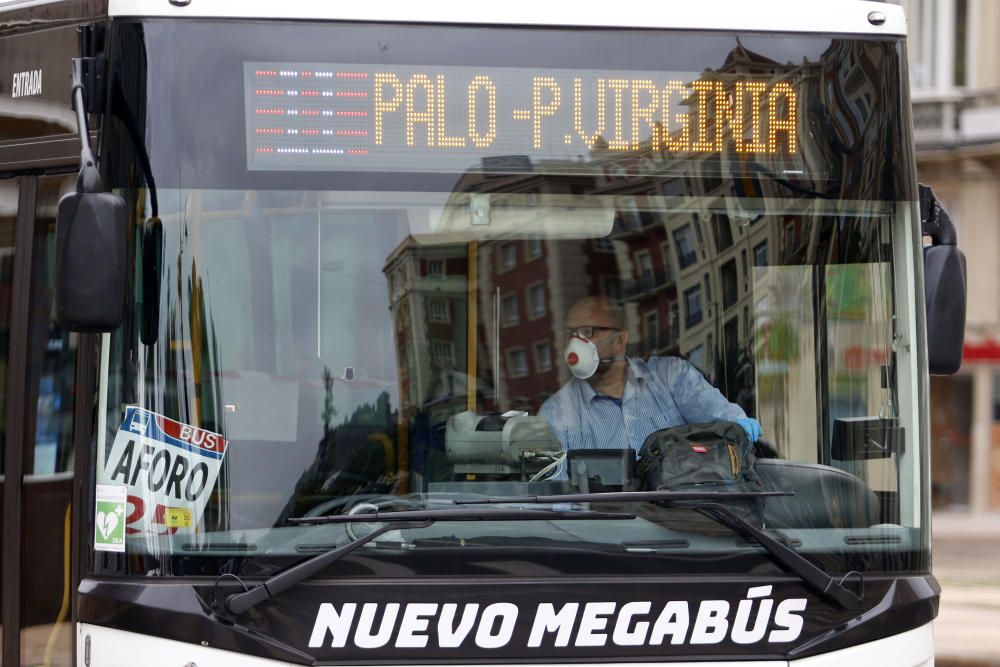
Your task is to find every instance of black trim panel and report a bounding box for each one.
[0,134,94,175]
[78,574,939,665]
[0,0,107,37]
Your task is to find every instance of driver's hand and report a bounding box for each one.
[736,418,762,442]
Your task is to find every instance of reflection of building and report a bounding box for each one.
[384,238,471,415]
[894,0,1000,513]
[588,42,826,403]
[380,35,896,464]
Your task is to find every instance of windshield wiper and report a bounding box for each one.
[457,490,790,504]
[457,491,863,610]
[222,506,634,616]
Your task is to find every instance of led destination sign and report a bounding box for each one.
[244,62,800,173]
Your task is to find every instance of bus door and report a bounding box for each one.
[0,170,81,667]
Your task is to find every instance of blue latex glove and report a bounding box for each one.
[736,417,762,442]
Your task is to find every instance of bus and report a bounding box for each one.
[0,0,967,665]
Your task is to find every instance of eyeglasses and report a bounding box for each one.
[565,325,621,340]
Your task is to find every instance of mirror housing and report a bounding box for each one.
[55,190,128,331]
[920,184,967,375]
[924,244,966,375]
[54,57,129,333]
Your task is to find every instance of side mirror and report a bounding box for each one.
[55,190,128,331]
[55,57,129,333]
[920,185,966,375]
[924,244,966,374]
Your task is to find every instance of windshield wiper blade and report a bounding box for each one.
[456,491,862,610]
[286,507,635,524]
[223,507,634,616]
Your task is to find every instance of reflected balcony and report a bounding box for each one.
[621,270,674,300]
[628,326,680,359]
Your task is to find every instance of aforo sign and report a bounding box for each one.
[102,407,229,535]
[309,587,808,650]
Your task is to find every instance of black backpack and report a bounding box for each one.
[636,420,764,523]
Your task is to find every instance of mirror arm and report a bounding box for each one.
[70,58,103,194]
[919,183,957,246]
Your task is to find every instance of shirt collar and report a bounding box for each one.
[628,356,649,381]
[577,357,648,402]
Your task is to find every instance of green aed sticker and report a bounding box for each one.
[94,484,127,552]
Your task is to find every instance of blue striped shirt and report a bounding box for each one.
[539,356,746,464]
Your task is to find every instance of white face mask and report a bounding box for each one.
[564,333,621,379]
[564,335,601,379]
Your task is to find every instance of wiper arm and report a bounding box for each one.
[286,507,634,524]
[223,507,634,616]
[458,491,863,610]
[457,490,789,504]
[685,502,863,610]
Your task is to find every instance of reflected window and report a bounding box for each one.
[525,239,543,260]
[499,243,517,272]
[674,225,697,269]
[635,250,654,286]
[644,311,659,355]
[684,285,703,329]
[713,215,734,251]
[431,340,455,367]
[501,293,520,326]
[620,196,642,230]
[661,242,674,281]
[427,259,445,278]
[507,348,529,378]
[428,298,450,323]
[722,259,739,311]
[534,341,552,372]
[527,283,546,319]
[593,238,615,253]
[754,240,769,275]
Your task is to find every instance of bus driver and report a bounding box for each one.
[538,296,762,465]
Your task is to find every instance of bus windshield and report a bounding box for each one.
[94,19,924,580]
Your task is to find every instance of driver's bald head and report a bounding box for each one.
[566,296,626,331]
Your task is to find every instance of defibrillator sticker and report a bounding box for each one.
[102,407,229,535]
[94,484,127,552]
